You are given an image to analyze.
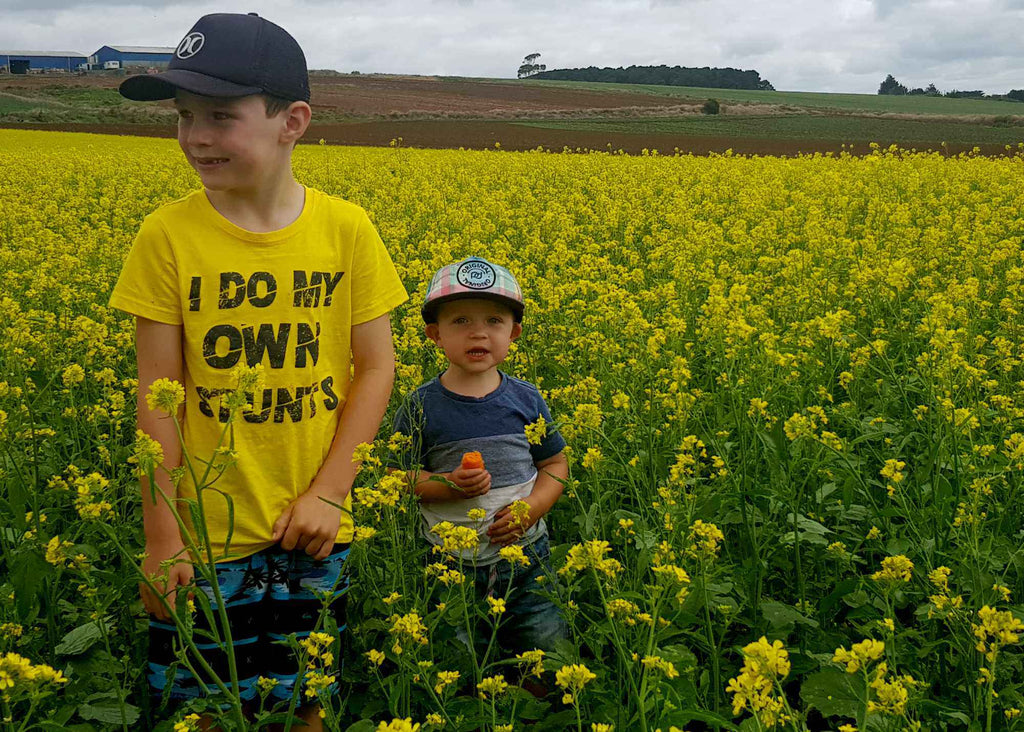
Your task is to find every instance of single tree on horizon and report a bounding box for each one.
[878,73,909,95]
[518,53,546,79]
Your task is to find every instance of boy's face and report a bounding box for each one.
[173,90,308,192]
[425,299,522,376]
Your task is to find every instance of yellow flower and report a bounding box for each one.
[44,535,73,567]
[972,605,1024,662]
[366,649,386,666]
[582,447,604,469]
[687,520,725,561]
[257,676,280,695]
[377,719,421,732]
[434,669,459,695]
[487,596,506,616]
[559,540,622,579]
[477,674,509,699]
[466,507,486,522]
[173,714,201,732]
[499,544,530,567]
[872,555,914,584]
[640,655,679,679]
[524,415,548,445]
[388,611,428,650]
[726,637,792,727]
[833,639,885,673]
[129,429,164,476]
[508,499,532,528]
[383,591,402,605]
[145,377,185,415]
[555,663,596,705]
[516,649,545,677]
[429,521,480,555]
[62,363,85,386]
[352,441,377,464]
[354,525,378,541]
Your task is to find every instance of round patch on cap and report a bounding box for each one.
[456,260,496,290]
[176,32,205,59]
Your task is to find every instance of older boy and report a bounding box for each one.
[393,257,568,655]
[109,13,407,726]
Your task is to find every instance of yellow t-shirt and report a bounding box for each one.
[110,186,408,559]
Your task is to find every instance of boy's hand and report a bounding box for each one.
[140,539,193,621]
[448,466,491,498]
[488,496,537,545]
[272,491,343,561]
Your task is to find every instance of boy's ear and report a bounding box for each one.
[424,323,441,344]
[280,101,312,144]
[511,322,523,341]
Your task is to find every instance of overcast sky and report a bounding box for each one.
[2,0,1022,94]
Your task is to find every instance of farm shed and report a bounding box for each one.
[90,46,175,69]
[0,51,87,73]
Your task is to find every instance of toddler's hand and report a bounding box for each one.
[448,466,491,498]
[488,497,536,545]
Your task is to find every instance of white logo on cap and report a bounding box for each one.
[176,32,205,59]
[456,260,496,290]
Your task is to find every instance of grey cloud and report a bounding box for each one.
[0,0,1022,93]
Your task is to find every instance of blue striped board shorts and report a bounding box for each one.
[147,544,350,706]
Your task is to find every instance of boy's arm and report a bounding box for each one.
[273,313,396,559]
[135,316,191,621]
[487,451,568,546]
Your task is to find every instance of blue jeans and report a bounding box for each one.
[462,534,567,654]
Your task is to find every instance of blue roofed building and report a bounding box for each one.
[90,46,175,69]
[1,51,87,73]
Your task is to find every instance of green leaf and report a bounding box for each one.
[77,692,140,725]
[761,600,819,630]
[344,722,377,732]
[55,621,104,656]
[11,549,50,620]
[800,667,866,719]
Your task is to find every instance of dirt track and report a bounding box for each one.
[0,119,1007,157]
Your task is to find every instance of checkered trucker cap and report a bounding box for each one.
[421,257,524,323]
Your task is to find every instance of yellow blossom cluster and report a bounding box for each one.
[559,540,622,578]
[726,637,792,727]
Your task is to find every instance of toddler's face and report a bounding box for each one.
[426,299,522,375]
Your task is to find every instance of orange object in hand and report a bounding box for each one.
[461,451,485,470]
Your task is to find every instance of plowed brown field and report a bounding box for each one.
[0,72,1008,155]
[0,120,1005,157]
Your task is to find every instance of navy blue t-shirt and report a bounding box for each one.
[392,372,565,481]
[391,372,566,563]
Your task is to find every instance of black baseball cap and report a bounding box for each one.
[119,13,310,103]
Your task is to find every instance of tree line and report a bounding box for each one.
[528,64,775,90]
[878,74,1024,101]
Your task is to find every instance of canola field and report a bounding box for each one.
[1,129,1023,731]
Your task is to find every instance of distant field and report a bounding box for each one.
[518,115,1024,146]
[516,79,1024,116]
[4,72,1024,152]
[0,95,42,114]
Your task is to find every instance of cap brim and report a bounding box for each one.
[421,292,524,323]
[119,69,263,101]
